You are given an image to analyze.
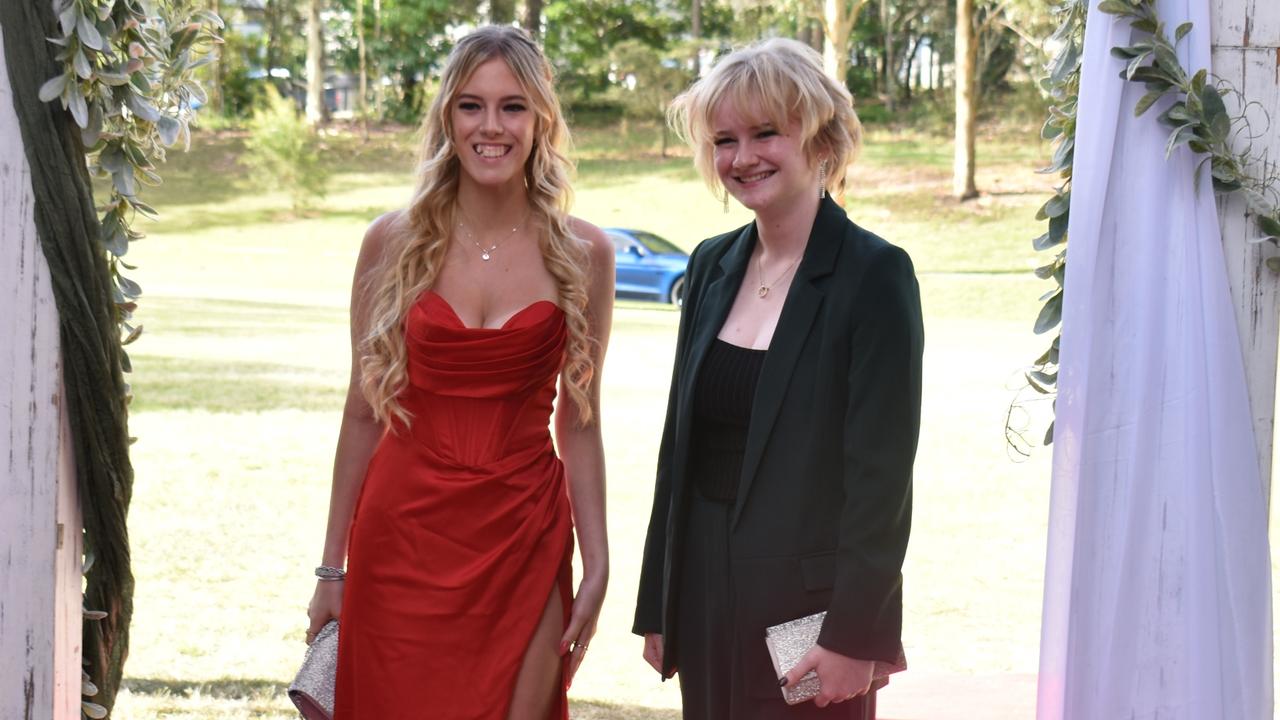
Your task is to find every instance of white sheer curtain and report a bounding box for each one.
[1037,0,1273,718]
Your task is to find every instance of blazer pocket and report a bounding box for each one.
[800,551,836,592]
[733,552,837,699]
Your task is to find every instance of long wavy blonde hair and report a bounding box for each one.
[359,26,596,428]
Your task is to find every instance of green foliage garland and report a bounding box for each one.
[41,0,222,358]
[1023,0,1280,449]
[1014,0,1085,451]
[1099,0,1280,242]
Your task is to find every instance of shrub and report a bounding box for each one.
[243,86,329,212]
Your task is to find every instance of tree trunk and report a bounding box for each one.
[357,0,367,138]
[823,0,848,81]
[691,0,702,76]
[373,0,383,116]
[266,0,282,74]
[880,0,895,110]
[952,0,977,200]
[523,0,543,38]
[401,69,418,115]
[490,0,515,24]
[822,0,868,84]
[902,32,924,101]
[306,0,325,125]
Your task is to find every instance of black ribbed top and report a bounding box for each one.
[689,338,767,502]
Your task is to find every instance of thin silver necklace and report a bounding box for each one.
[456,213,524,261]
[754,250,802,298]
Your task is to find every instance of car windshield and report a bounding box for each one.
[632,232,684,255]
[607,233,633,253]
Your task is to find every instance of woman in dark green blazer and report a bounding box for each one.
[632,38,923,720]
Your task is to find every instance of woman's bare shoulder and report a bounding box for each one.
[355,210,406,274]
[567,215,613,264]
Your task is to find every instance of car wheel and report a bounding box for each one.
[668,276,685,307]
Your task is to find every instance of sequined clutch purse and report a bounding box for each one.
[288,620,338,720]
[764,611,907,705]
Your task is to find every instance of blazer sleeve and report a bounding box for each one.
[817,243,924,662]
[632,242,705,636]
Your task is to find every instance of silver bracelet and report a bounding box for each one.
[315,565,346,581]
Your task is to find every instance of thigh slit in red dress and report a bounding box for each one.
[336,291,573,720]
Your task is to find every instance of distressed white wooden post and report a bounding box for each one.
[1212,0,1280,499]
[0,33,83,720]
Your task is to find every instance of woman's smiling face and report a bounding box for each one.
[450,56,536,190]
[711,99,818,215]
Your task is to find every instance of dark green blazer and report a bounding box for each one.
[632,196,924,689]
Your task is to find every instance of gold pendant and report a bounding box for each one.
[481,252,491,261]
[757,285,769,298]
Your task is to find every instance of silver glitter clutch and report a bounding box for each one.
[765,611,907,705]
[288,620,338,719]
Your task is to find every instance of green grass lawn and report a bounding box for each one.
[113,119,1060,718]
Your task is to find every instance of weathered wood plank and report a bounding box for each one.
[0,32,80,720]
[1212,11,1280,492]
[1211,2,1280,53]
[54,401,81,720]
[1212,0,1247,46]
[1245,0,1280,47]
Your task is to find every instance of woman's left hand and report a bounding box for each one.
[559,572,607,688]
[780,644,874,708]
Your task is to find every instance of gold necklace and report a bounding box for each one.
[456,214,523,261]
[754,250,802,299]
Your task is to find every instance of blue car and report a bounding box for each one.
[607,228,690,306]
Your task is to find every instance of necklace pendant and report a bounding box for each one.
[481,252,491,261]
[757,285,769,298]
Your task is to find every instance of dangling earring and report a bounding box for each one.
[722,190,730,214]
[818,160,827,199]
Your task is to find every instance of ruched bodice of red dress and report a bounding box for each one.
[336,290,573,720]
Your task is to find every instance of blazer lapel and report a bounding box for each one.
[731,197,847,527]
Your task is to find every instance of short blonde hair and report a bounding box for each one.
[668,38,863,200]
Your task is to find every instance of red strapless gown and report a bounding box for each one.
[335,290,573,720]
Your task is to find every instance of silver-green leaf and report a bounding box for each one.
[38,73,69,102]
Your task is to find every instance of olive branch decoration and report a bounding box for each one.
[1015,0,1280,454]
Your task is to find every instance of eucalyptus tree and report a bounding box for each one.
[306,0,324,123]
[954,0,978,199]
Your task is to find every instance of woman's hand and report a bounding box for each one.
[642,633,675,676]
[306,580,344,645]
[780,644,873,708]
[559,572,607,688]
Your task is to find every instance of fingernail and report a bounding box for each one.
[778,676,789,687]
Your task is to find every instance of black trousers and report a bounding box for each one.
[676,490,876,720]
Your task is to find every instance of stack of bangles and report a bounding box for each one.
[316,565,346,581]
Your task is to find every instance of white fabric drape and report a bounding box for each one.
[1037,0,1273,718]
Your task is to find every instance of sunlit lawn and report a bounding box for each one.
[114,119,1059,718]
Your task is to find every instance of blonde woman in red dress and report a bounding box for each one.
[305,26,613,720]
